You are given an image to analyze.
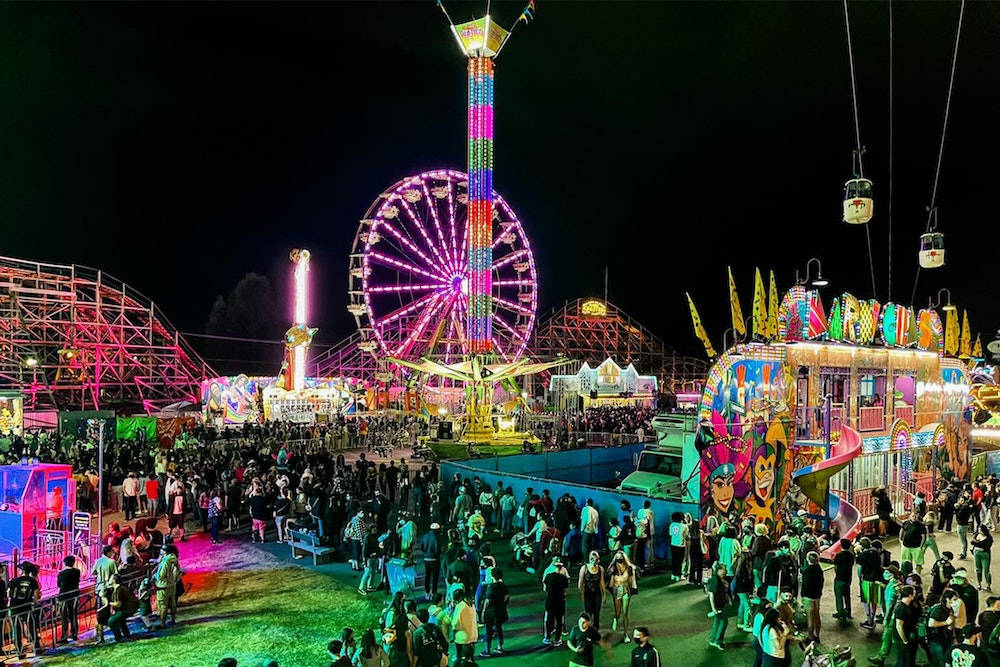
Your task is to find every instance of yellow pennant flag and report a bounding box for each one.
[973,334,983,359]
[944,308,960,356]
[767,270,779,340]
[752,268,767,339]
[728,266,746,338]
[686,292,717,358]
[960,310,972,357]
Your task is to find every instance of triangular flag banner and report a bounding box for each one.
[807,291,829,339]
[686,293,717,358]
[960,310,972,357]
[767,270,779,339]
[829,297,843,341]
[728,266,746,338]
[973,334,983,359]
[752,268,767,339]
[906,307,919,347]
[945,308,959,356]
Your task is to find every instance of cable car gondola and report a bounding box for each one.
[843,177,873,224]
[919,232,945,269]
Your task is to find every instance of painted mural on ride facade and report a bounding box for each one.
[694,280,975,529]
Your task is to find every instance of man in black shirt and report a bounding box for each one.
[957,497,973,559]
[543,557,569,645]
[568,612,601,667]
[630,626,660,667]
[832,538,855,621]
[978,596,1000,659]
[930,551,956,597]
[857,538,883,629]
[8,562,40,658]
[57,556,81,643]
[950,624,990,667]
[890,585,917,667]
[899,517,927,573]
[412,609,447,667]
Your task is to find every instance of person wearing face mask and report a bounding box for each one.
[607,550,637,642]
[578,551,606,631]
[925,591,957,666]
[868,566,904,665]
[888,586,918,667]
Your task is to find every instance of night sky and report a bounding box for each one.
[2,1,998,366]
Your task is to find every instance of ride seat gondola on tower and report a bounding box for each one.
[843,177,873,224]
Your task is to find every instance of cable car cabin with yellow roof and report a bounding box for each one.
[695,286,971,534]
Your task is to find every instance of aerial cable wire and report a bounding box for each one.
[887,0,894,301]
[843,0,879,299]
[910,0,966,306]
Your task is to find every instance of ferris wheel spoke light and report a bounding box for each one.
[492,248,529,271]
[366,283,449,294]
[421,181,454,271]
[367,251,447,283]
[493,295,533,316]
[372,219,448,280]
[398,197,452,272]
[377,291,439,325]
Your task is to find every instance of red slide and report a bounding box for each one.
[791,425,864,558]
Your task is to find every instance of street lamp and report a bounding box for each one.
[928,288,957,312]
[721,328,744,358]
[796,258,828,287]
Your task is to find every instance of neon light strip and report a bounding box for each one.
[492,248,529,271]
[421,181,453,272]
[466,55,494,354]
[367,252,446,282]
[366,283,448,293]
[293,253,309,325]
[398,197,450,273]
[373,217,447,279]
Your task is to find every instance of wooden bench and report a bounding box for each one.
[288,529,337,566]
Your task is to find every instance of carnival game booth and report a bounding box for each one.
[690,283,973,556]
[0,463,83,589]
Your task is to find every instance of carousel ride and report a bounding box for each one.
[345,2,560,445]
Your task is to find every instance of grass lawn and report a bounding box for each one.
[43,543,383,667]
[429,441,539,460]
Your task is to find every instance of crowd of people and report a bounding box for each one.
[9,412,1000,667]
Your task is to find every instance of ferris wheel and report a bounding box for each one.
[348,169,538,368]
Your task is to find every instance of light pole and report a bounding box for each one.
[796,257,829,287]
[928,287,957,312]
[97,419,105,538]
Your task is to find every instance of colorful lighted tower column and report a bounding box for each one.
[450,16,510,355]
[283,248,316,391]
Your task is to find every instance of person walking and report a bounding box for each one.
[91,545,117,642]
[957,496,973,559]
[568,613,602,667]
[706,562,731,651]
[800,551,824,642]
[420,523,443,600]
[608,550,637,641]
[122,472,140,521]
[208,486,224,545]
[578,551,606,631]
[759,608,791,667]
[480,567,509,656]
[668,513,687,582]
[153,544,181,629]
[359,526,381,595]
[922,512,940,564]
[451,588,478,667]
[543,556,570,646]
[972,524,994,591]
[687,514,704,586]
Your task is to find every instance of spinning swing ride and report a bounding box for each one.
[346,1,562,442]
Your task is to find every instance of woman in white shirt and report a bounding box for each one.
[760,608,791,667]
